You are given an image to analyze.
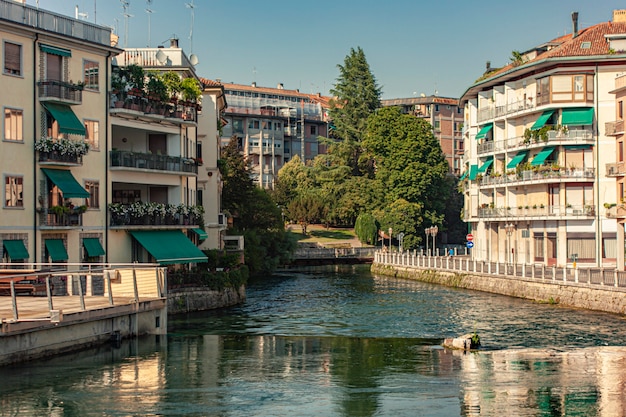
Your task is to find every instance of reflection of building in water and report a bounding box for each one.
[456,347,626,415]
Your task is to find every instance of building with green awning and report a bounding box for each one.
[475,123,493,140]
[506,151,528,169]
[561,108,594,126]
[530,147,555,166]
[130,230,208,265]
[41,168,90,198]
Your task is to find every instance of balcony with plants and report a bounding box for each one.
[39,203,87,227]
[477,125,592,155]
[477,203,595,220]
[37,79,84,105]
[36,137,90,165]
[108,202,204,228]
[478,163,595,188]
[110,64,202,122]
[110,150,197,174]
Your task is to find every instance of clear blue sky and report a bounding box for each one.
[32,0,626,99]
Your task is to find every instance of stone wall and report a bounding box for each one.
[371,264,626,315]
[168,285,246,314]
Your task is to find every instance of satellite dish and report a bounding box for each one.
[189,54,199,66]
[156,49,167,64]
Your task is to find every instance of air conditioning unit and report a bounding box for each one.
[218,213,226,226]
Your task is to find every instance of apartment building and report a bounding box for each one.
[108,39,218,264]
[220,82,329,189]
[460,10,626,269]
[0,0,118,265]
[381,96,464,174]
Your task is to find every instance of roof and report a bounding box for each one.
[222,82,333,108]
[460,20,626,103]
[198,77,222,88]
[381,95,460,106]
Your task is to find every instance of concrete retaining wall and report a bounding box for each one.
[372,263,626,315]
[168,285,246,314]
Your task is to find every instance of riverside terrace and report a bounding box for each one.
[373,251,626,315]
[0,263,167,366]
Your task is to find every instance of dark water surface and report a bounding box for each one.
[2,265,626,416]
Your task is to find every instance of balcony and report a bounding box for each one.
[477,129,594,155]
[40,208,84,227]
[477,97,536,124]
[479,167,595,188]
[606,205,626,218]
[476,204,596,220]
[108,202,203,228]
[605,120,624,136]
[37,80,83,105]
[38,151,83,166]
[606,162,626,177]
[110,93,199,123]
[110,150,197,174]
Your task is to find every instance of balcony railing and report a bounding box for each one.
[110,93,198,123]
[40,209,83,227]
[477,97,536,124]
[110,150,197,174]
[37,80,83,104]
[38,150,83,165]
[606,162,625,177]
[477,129,594,155]
[615,74,626,91]
[605,120,624,136]
[476,204,596,219]
[606,205,626,218]
[479,168,595,187]
[0,0,112,45]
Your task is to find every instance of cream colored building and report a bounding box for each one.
[460,10,626,269]
[0,0,118,265]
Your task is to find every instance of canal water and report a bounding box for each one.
[2,265,626,416]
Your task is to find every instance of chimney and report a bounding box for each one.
[613,9,626,23]
[170,38,179,48]
[572,12,579,38]
[277,83,284,90]
[251,82,256,87]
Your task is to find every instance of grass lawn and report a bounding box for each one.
[287,224,360,247]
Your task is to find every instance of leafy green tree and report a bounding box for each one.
[354,213,378,245]
[221,136,255,226]
[373,199,423,250]
[286,193,326,235]
[328,47,382,174]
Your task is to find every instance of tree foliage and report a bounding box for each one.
[354,213,378,245]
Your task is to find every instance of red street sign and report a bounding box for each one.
[466,234,474,241]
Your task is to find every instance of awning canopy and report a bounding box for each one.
[45,239,68,262]
[191,228,208,240]
[564,144,592,150]
[531,110,555,130]
[475,123,493,140]
[459,171,467,180]
[561,108,594,126]
[83,238,105,257]
[41,103,86,136]
[530,147,556,166]
[3,239,29,260]
[130,230,208,265]
[506,151,528,169]
[40,44,71,57]
[468,164,478,180]
[41,168,90,198]
[477,158,493,173]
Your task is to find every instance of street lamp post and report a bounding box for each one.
[431,226,438,256]
[388,227,393,252]
[425,226,439,256]
[398,232,405,253]
[504,223,515,264]
[425,227,429,256]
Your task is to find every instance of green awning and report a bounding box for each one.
[475,123,493,140]
[191,228,208,240]
[83,238,105,257]
[531,110,555,130]
[45,239,68,262]
[477,158,493,173]
[459,171,467,180]
[530,147,556,166]
[130,230,208,265]
[564,144,592,150]
[506,151,528,169]
[41,103,86,136]
[468,164,478,180]
[40,44,71,57]
[3,240,29,260]
[561,108,594,126]
[41,168,90,198]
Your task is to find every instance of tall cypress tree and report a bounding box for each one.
[328,47,382,175]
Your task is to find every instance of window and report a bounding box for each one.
[83,60,99,90]
[4,108,22,142]
[457,107,462,114]
[275,122,282,131]
[434,104,439,112]
[84,120,99,150]
[434,120,441,130]
[248,120,259,129]
[85,181,99,209]
[310,125,317,135]
[5,176,23,207]
[619,101,623,119]
[262,121,271,130]
[3,42,21,76]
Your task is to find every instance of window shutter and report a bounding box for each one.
[4,42,20,75]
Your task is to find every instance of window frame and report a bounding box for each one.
[84,119,99,150]
[85,180,99,209]
[3,41,22,77]
[4,175,23,208]
[4,107,23,142]
[83,59,99,91]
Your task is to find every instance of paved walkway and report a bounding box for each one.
[0,295,138,321]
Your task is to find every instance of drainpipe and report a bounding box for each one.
[33,33,39,265]
[595,64,601,267]
[105,51,112,263]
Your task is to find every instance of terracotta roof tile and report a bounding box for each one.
[198,77,222,87]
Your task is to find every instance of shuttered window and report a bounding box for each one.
[3,42,21,76]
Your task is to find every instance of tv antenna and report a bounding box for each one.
[185,0,195,53]
[145,0,155,47]
[120,0,133,48]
